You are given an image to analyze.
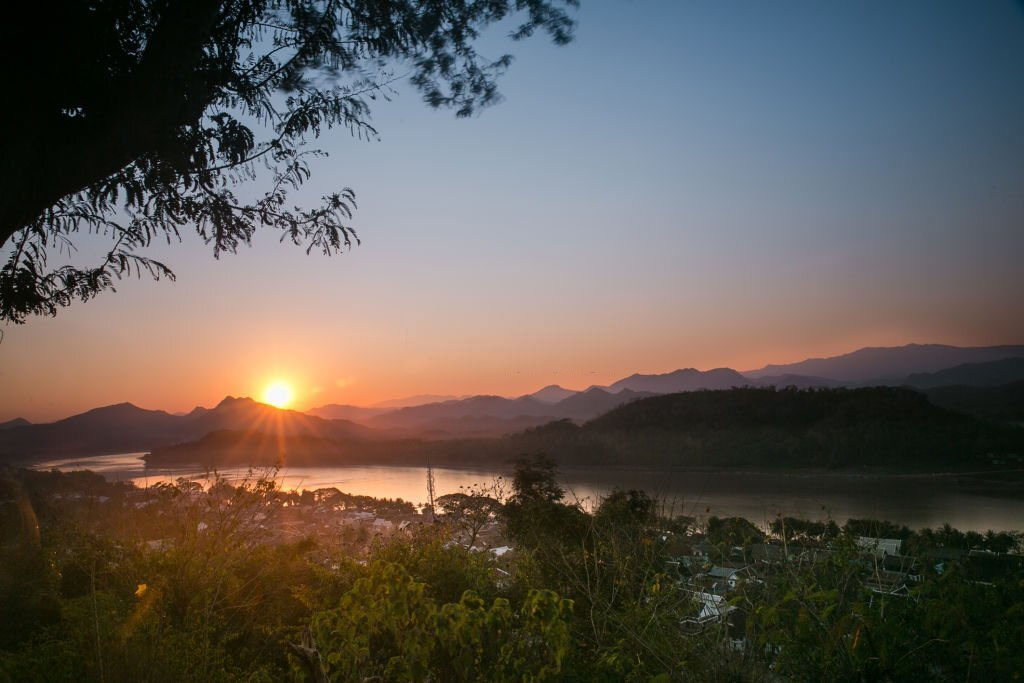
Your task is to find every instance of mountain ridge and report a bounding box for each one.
[0,396,375,461]
[7,343,1024,460]
[744,343,1024,383]
[905,358,1024,389]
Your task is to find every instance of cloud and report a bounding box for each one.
[335,377,355,389]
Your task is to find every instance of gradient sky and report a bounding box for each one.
[2,0,1023,422]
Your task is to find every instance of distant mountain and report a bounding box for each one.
[527,385,577,404]
[379,415,554,439]
[146,387,1024,472]
[366,387,653,430]
[745,344,1024,384]
[905,358,1024,389]
[0,403,183,461]
[306,403,391,422]
[754,374,846,389]
[605,368,750,393]
[370,394,464,408]
[192,397,377,439]
[552,388,654,420]
[0,418,30,430]
[367,395,553,429]
[0,396,377,462]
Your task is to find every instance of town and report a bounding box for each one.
[3,462,1021,679]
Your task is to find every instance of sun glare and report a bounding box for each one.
[262,381,294,409]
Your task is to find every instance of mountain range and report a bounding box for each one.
[144,386,1024,471]
[904,357,1024,389]
[304,344,1024,434]
[743,343,1024,383]
[3,343,1023,461]
[0,396,374,462]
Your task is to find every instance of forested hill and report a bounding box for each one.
[924,381,1024,425]
[506,387,1024,470]
[585,386,967,432]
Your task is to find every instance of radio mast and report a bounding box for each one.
[426,458,436,522]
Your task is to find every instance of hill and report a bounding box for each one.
[137,387,1024,472]
[0,418,31,430]
[371,394,463,408]
[375,414,555,439]
[745,344,1024,383]
[925,381,1024,425]
[906,358,1024,389]
[550,388,653,420]
[0,396,376,462]
[305,403,391,422]
[754,374,845,389]
[585,387,962,432]
[605,367,749,393]
[364,387,652,430]
[527,385,577,403]
[506,387,1024,470]
[367,395,553,429]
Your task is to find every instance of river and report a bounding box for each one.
[33,452,1024,532]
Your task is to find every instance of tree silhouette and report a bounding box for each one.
[0,0,578,323]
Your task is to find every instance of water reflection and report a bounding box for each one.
[32,452,1024,532]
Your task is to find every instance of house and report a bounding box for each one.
[705,566,752,593]
[856,537,902,558]
[682,591,736,630]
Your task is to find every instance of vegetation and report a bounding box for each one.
[0,0,578,323]
[925,380,1024,425]
[1,462,1022,681]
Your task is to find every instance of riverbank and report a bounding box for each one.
[22,453,1024,531]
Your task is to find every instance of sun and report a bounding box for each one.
[262,381,294,409]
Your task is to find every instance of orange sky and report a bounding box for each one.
[1,240,1018,423]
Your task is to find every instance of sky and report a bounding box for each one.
[2,0,1024,422]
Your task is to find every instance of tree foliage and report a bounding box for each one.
[436,481,505,548]
[305,561,571,681]
[4,466,1023,681]
[0,0,578,322]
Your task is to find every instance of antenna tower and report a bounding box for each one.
[426,458,436,522]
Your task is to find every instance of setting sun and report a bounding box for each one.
[262,381,294,409]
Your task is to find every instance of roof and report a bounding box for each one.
[856,537,903,557]
[708,566,741,579]
[689,591,737,622]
